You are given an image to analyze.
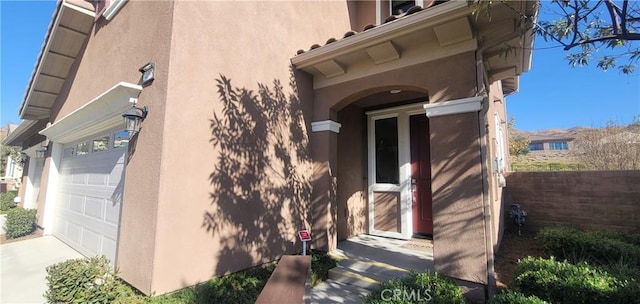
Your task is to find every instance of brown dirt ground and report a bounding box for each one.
[494,227,547,290]
[0,227,44,244]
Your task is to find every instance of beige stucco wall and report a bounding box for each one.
[350,0,377,31]
[430,112,487,284]
[336,104,367,240]
[486,81,507,250]
[40,0,175,293]
[148,1,352,295]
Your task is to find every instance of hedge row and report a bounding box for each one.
[539,226,640,267]
[5,207,36,238]
[513,256,640,304]
[0,191,17,211]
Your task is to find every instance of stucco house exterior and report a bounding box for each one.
[3,0,537,296]
[528,134,574,152]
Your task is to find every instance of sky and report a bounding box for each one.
[1,1,639,132]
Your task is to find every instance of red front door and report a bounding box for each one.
[410,114,433,235]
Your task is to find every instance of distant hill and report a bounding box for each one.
[509,124,640,170]
[514,124,640,140]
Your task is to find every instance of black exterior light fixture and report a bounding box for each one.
[35,147,47,158]
[122,106,148,135]
[139,62,155,86]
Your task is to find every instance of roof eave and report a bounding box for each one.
[291,1,469,69]
[18,0,95,120]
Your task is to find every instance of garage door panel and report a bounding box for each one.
[81,228,102,254]
[105,202,120,224]
[108,166,123,187]
[66,220,82,244]
[71,168,87,184]
[67,194,83,213]
[84,197,104,220]
[88,172,107,185]
[57,206,119,238]
[102,237,117,260]
[54,146,125,265]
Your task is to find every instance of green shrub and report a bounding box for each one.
[363,271,465,304]
[539,226,640,267]
[149,264,275,304]
[44,256,139,304]
[0,191,17,211]
[514,256,640,304]
[5,207,36,238]
[310,250,338,286]
[489,290,550,304]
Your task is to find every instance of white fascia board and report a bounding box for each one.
[291,1,468,69]
[40,82,142,144]
[2,120,39,146]
[424,96,485,117]
[311,120,342,133]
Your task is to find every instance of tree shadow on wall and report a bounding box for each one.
[202,72,312,276]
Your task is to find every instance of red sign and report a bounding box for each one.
[298,230,311,241]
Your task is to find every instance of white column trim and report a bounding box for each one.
[23,157,37,209]
[424,96,485,117]
[311,120,342,133]
[42,142,63,235]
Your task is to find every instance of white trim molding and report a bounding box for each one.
[424,96,485,117]
[311,120,342,133]
[103,0,128,20]
[40,82,142,144]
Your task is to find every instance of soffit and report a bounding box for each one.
[291,1,538,91]
[1,120,49,147]
[39,82,142,144]
[19,0,95,121]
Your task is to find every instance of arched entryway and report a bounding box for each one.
[334,88,434,241]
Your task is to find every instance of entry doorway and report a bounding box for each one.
[367,103,433,239]
[410,114,433,236]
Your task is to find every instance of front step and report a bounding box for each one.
[328,254,412,290]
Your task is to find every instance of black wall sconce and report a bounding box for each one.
[139,62,155,86]
[122,106,149,135]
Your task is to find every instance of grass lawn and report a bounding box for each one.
[117,250,337,303]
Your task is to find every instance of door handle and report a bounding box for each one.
[411,178,417,204]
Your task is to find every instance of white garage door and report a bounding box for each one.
[53,131,128,263]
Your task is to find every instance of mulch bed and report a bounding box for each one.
[494,227,546,290]
[0,228,44,244]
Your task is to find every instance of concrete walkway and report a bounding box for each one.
[311,235,435,304]
[0,214,6,235]
[1,235,82,304]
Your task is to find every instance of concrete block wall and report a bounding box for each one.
[504,171,640,233]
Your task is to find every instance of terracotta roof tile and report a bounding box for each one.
[363,23,377,31]
[343,31,357,38]
[297,5,431,56]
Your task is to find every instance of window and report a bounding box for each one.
[529,143,544,151]
[375,117,399,184]
[391,0,415,15]
[76,142,90,155]
[550,141,568,150]
[92,136,110,152]
[113,131,129,149]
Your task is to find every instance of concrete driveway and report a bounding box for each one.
[1,236,83,303]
